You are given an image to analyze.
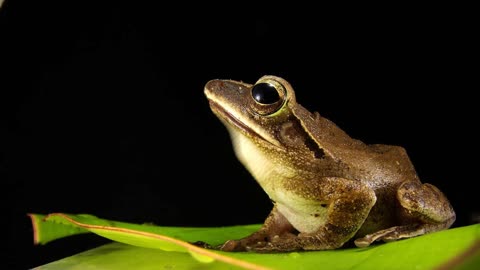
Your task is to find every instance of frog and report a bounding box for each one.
[203,75,455,252]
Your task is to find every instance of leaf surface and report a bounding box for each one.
[30,213,480,270]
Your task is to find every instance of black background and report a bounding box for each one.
[1,1,477,269]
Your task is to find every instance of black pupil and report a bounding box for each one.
[252,83,280,104]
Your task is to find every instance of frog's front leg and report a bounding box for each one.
[354,181,455,247]
[219,205,297,252]
[221,178,377,252]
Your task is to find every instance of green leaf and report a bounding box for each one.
[28,214,90,245]
[30,213,480,270]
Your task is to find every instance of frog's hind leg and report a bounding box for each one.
[354,181,455,247]
[354,224,427,247]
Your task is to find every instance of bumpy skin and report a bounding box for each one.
[204,75,455,252]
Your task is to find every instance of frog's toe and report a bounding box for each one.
[354,226,400,247]
[219,239,244,252]
[191,241,214,249]
[354,237,373,247]
[245,241,271,252]
[355,224,429,247]
[380,225,425,242]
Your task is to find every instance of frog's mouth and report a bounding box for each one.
[208,100,276,146]
[208,101,258,136]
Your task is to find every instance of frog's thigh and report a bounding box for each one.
[355,181,455,247]
[397,181,455,224]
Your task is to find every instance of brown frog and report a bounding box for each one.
[204,75,455,252]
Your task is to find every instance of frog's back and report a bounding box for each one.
[363,143,419,186]
[292,103,419,187]
[330,142,419,193]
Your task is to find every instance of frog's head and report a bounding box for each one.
[205,75,330,185]
[204,75,298,149]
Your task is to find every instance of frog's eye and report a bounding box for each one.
[252,83,280,105]
[251,79,287,116]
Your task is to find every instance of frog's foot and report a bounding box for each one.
[219,232,299,252]
[218,205,298,252]
[354,225,423,247]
